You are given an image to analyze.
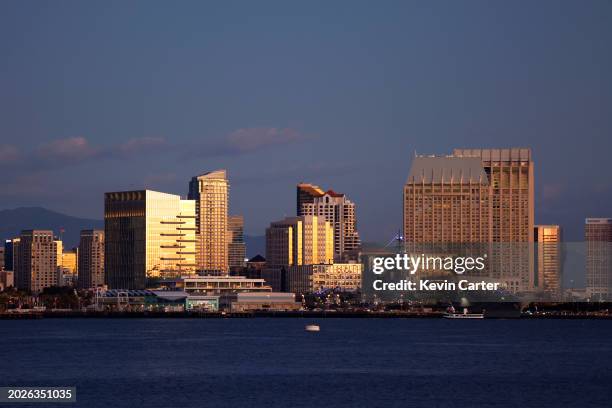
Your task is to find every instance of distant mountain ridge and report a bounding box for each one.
[0,207,103,248]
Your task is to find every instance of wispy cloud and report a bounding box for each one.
[226,127,309,152]
[0,145,20,162]
[2,127,309,170]
[35,137,100,164]
[184,127,314,159]
[115,137,166,155]
[0,127,312,200]
[0,136,168,171]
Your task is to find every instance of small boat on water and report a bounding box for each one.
[305,324,320,332]
[443,307,484,319]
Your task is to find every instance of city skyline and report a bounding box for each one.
[1,4,611,408]
[1,1,611,242]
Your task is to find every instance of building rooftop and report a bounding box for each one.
[452,148,531,161]
[297,183,325,196]
[585,218,612,224]
[248,255,266,263]
[324,189,345,198]
[406,156,489,184]
[195,169,227,180]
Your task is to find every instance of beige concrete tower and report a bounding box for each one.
[188,170,229,275]
[453,149,534,243]
[403,155,492,244]
[77,229,105,289]
[403,148,535,293]
[14,230,60,292]
[453,148,534,292]
[585,218,612,300]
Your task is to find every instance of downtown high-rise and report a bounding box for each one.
[264,215,334,291]
[104,190,196,289]
[188,170,229,275]
[14,230,61,292]
[227,215,246,273]
[77,229,105,289]
[297,183,361,261]
[534,225,562,294]
[585,218,612,300]
[403,148,534,292]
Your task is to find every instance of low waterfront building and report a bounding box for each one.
[166,275,272,295]
[231,292,301,312]
[161,275,273,310]
[287,263,362,294]
[185,294,219,311]
[97,289,219,312]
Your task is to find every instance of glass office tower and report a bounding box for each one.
[105,190,196,289]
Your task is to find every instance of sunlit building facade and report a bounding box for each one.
[585,218,612,300]
[78,229,105,289]
[59,247,78,287]
[534,225,562,294]
[296,183,325,215]
[453,149,534,292]
[299,184,361,261]
[188,170,229,275]
[404,148,534,293]
[264,215,333,291]
[105,190,196,289]
[403,155,491,243]
[14,230,60,292]
[60,249,77,274]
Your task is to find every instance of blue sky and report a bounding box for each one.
[0,0,611,241]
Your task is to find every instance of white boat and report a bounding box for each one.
[443,307,484,319]
[305,324,320,332]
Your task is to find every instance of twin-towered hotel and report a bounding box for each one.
[403,148,541,293]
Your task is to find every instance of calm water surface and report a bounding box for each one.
[1,318,611,408]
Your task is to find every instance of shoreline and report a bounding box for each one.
[1,310,611,320]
